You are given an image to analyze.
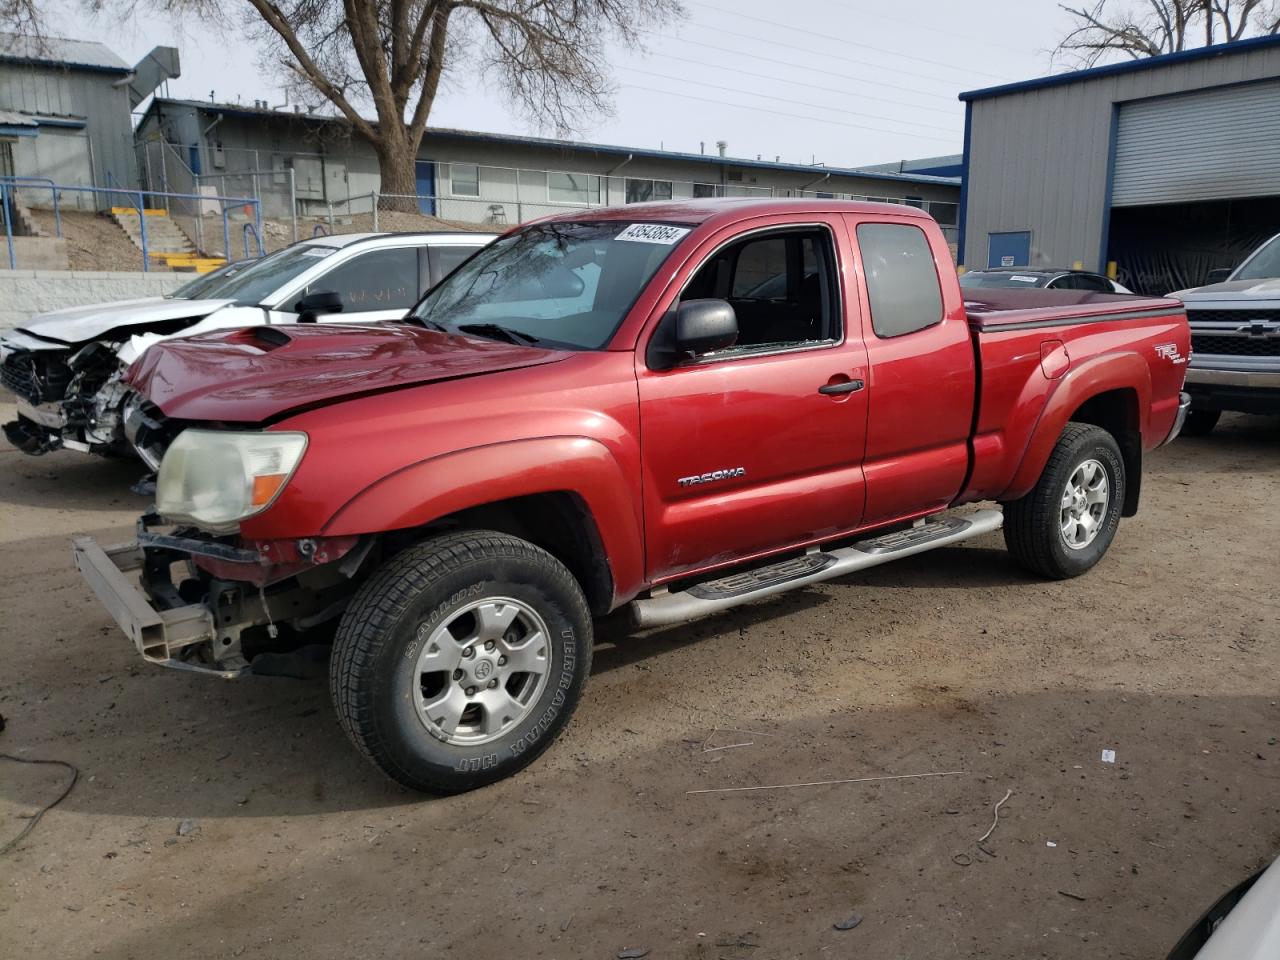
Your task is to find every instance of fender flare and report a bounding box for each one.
[319,435,645,605]
[999,352,1151,503]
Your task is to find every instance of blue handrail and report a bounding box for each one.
[0,177,61,237]
[0,179,260,273]
[1,184,14,270]
[242,222,263,259]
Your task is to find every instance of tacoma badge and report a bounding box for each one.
[678,467,746,488]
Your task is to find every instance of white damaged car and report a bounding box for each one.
[0,231,494,457]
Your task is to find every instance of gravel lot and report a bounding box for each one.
[1,401,1277,960]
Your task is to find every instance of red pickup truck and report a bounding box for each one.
[72,199,1190,793]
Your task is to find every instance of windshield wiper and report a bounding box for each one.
[454,323,540,346]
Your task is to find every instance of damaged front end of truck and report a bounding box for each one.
[74,513,371,677]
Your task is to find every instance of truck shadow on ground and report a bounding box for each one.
[12,687,1279,960]
[1,538,1056,820]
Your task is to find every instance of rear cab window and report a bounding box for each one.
[856,222,944,338]
[429,244,485,286]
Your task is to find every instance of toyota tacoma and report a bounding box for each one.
[72,198,1190,793]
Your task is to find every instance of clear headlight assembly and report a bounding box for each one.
[155,430,308,532]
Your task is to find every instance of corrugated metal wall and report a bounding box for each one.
[1113,77,1280,206]
[963,44,1280,271]
[0,63,137,192]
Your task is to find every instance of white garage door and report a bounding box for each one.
[1112,78,1280,207]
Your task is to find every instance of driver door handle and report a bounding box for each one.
[818,378,865,395]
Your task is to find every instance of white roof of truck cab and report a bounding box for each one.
[306,231,495,249]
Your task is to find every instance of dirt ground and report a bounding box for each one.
[25,210,157,273]
[1,402,1277,960]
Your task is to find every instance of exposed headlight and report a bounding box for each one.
[156,430,308,532]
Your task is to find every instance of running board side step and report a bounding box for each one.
[629,509,1004,628]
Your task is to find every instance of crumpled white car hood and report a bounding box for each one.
[15,297,235,344]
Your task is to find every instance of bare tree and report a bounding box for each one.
[0,0,44,38]
[1055,0,1280,66]
[43,0,682,209]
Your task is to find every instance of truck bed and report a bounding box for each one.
[964,288,1184,332]
[959,287,1189,507]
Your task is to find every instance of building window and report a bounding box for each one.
[548,172,600,205]
[904,196,925,208]
[450,163,480,197]
[625,178,673,203]
[692,183,719,198]
[930,202,959,226]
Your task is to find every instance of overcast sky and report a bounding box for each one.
[52,0,1082,168]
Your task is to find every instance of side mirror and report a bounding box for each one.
[294,290,345,322]
[1205,268,1234,284]
[647,299,738,370]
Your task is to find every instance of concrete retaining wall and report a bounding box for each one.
[0,271,188,331]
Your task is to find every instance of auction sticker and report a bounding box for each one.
[617,223,690,245]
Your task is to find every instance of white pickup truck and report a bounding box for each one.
[0,231,494,458]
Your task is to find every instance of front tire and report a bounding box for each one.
[330,530,592,794]
[1003,422,1125,580]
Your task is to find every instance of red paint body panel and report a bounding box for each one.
[125,322,566,423]
[130,199,1189,610]
[843,213,976,526]
[629,211,869,581]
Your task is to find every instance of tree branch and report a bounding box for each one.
[243,0,376,139]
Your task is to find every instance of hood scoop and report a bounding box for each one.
[227,325,293,350]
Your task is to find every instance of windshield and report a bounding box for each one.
[411,220,691,349]
[959,272,1048,289]
[198,243,338,306]
[1235,235,1280,281]
[165,259,260,300]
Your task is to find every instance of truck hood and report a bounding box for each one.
[126,322,569,422]
[1168,278,1280,302]
[16,297,234,344]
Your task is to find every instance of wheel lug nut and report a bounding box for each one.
[463,647,475,658]
[452,669,462,680]
[465,686,477,697]
[487,679,497,689]
[497,656,507,666]
[484,640,496,651]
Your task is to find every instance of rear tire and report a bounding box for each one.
[330,530,592,794]
[1180,408,1220,437]
[1003,422,1125,580]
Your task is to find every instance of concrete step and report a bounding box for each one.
[110,209,198,257]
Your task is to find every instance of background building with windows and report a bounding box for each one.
[134,97,961,245]
[959,34,1280,294]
